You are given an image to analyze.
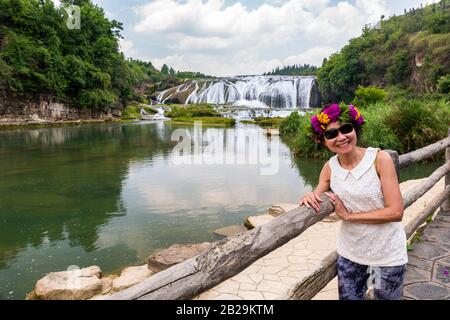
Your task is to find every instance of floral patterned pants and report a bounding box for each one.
[337,255,407,300]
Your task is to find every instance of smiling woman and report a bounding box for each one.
[299,103,408,300]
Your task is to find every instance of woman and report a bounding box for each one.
[299,103,408,300]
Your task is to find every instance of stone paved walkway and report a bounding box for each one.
[195,177,445,300]
[402,208,450,300]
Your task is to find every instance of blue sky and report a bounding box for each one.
[62,0,434,76]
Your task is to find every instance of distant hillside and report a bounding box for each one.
[318,1,450,102]
[264,64,318,76]
[0,0,210,110]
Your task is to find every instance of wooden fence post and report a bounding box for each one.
[441,128,450,213]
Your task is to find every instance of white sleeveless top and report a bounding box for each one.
[329,147,408,267]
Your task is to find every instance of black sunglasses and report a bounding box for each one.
[324,123,354,140]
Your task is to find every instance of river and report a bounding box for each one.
[0,121,442,299]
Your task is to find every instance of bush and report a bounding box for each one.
[352,85,387,108]
[384,99,449,153]
[437,75,450,94]
[280,111,303,136]
[358,103,402,150]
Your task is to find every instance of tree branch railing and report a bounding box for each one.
[107,130,450,300]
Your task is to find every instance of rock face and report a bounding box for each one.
[0,96,121,125]
[30,266,103,300]
[148,242,211,272]
[112,265,154,292]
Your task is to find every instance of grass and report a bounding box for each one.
[121,105,141,120]
[169,117,235,127]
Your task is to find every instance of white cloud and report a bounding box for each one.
[133,0,390,76]
[119,39,137,58]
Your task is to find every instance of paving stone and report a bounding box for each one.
[409,241,449,260]
[407,255,433,272]
[433,262,450,287]
[435,215,450,224]
[257,280,290,294]
[214,293,243,300]
[422,225,450,243]
[436,255,450,266]
[238,290,264,300]
[403,282,450,300]
[403,265,431,286]
[239,282,257,291]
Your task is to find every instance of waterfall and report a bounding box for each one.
[156,75,318,109]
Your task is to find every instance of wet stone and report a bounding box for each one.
[403,282,450,300]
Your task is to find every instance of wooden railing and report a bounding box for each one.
[107,129,450,300]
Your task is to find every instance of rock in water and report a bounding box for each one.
[112,265,154,292]
[268,203,299,217]
[147,242,211,272]
[244,214,276,229]
[213,225,247,239]
[30,266,103,300]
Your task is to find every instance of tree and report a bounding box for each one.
[161,64,169,75]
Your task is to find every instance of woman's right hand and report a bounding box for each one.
[299,192,323,212]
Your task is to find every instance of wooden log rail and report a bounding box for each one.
[108,132,450,300]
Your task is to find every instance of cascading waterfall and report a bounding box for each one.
[156,75,317,109]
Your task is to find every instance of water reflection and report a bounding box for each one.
[0,121,441,299]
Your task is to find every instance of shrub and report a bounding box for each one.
[280,111,303,136]
[437,75,450,94]
[352,85,387,108]
[385,99,449,153]
[358,103,402,150]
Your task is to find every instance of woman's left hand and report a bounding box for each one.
[324,192,351,221]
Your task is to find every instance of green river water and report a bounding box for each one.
[0,121,442,299]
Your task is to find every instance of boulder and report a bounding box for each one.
[112,265,154,292]
[244,214,276,229]
[148,242,211,272]
[268,203,299,217]
[31,265,103,300]
[100,274,118,295]
[213,225,247,239]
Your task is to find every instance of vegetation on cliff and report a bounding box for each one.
[0,0,209,111]
[317,2,450,103]
[264,64,318,76]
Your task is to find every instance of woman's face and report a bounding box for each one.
[322,121,357,155]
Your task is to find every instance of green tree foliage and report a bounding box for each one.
[317,4,450,103]
[161,64,169,75]
[264,64,318,76]
[0,0,135,109]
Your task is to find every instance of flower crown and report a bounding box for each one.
[310,103,365,137]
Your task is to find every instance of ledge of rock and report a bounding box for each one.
[112,265,154,292]
[147,242,211,273]
[27,266,103,300]
[244,214,276,229]
[268,203,299,217]
[213,225,247,239]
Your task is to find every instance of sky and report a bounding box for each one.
[55,0,436,76]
